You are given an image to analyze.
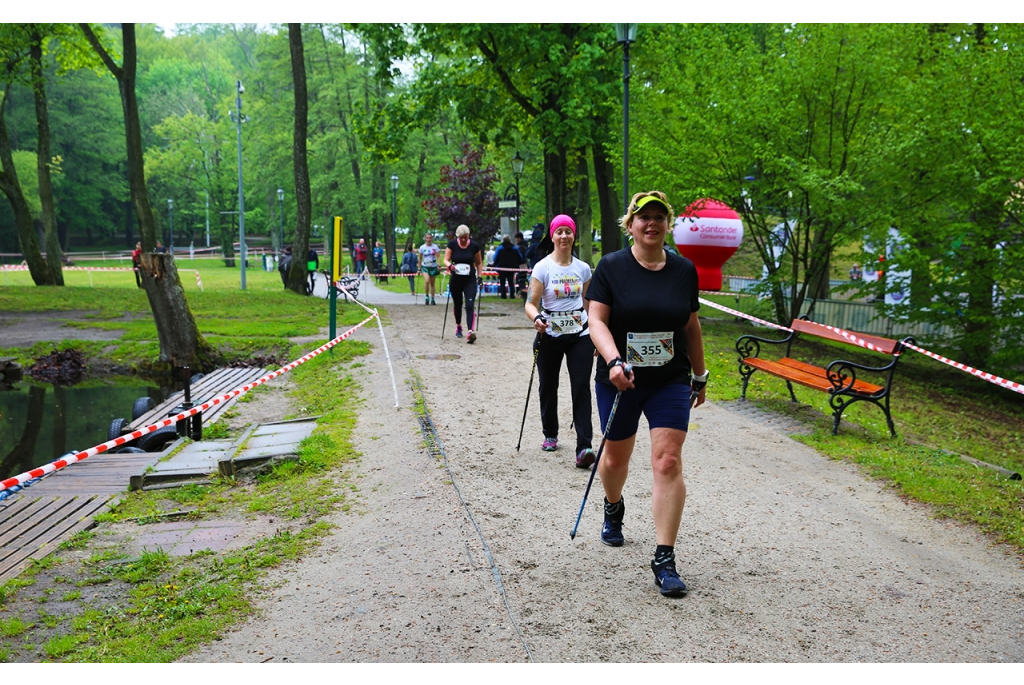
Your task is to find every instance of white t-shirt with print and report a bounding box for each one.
[531,255,593,337]
[418,243,440,268]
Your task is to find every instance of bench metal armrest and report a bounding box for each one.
[826,357,895,395]
[736,331,793,360]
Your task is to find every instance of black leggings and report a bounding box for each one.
[450,275,477,328]
[534,332,594,451]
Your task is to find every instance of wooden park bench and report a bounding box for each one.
[735,316,914,437]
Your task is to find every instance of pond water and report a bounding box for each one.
[0,379,173,481]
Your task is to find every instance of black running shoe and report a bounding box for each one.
[601,497,624,547]
[651,559,688,597]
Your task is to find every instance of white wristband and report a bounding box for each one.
[692,371,709,383]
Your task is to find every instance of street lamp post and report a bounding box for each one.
[615,23,637,218]
[167,198,174,255]
[512,150,524,238]
[277,188,285,257]
[230,80,249,290]
[390,174,399,274]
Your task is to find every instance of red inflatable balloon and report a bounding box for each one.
[673,199,744,291]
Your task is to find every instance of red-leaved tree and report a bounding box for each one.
[422,143,500,243]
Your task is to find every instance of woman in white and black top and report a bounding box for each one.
[444,224,483,344]
[524,214,595,469]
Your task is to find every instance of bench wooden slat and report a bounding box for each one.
[744,358,834,392]
[776,358,884,395]
[790,319,899,355]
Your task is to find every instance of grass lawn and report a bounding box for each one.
[0,258,369,371]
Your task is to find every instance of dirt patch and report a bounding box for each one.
[0,311,133,348]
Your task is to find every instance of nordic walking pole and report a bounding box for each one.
[473,277,482,333]
[570,364,631,540]
[440,271,451,339]
[516,331,542,452]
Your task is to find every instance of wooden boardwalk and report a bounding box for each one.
[0,366,268,583]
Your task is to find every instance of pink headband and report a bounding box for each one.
[549,214,576,237]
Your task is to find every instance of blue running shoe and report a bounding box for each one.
[652,559,688,597]
[601,497,624,547]
[541,437,557,451]
[455,325,463,338]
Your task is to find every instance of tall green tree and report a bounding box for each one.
[81,23,212,369]
[285,23,312,295]
[633,24,916,323]
[413,24,623,256]
[887,23,1024,369]
[0,25,53,284]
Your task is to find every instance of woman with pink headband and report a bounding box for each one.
[524,214,595,468]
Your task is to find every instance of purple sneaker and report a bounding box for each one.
[575,448,596,469]
[541,437,557,451]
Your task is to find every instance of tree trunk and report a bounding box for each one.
[0,88,53,285]
[544,147,568,219]
[29,27,63,285]
[592,142,622,257]
[81,23,209,368]
[286,23,312,295]
[139,253,214,367]
[573,147,593,267]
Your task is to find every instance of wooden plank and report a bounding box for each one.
[0,498,68,550]
[0,496,112,584]
[0,496,40,537]
[128,367,236,429]
[128,366,267,432]
[0,496,98,554]
[790,319,898,355]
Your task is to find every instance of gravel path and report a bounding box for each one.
[185,293,1024,663]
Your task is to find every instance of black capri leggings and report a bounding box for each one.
[534,331,594,452]
[450,274,478,328]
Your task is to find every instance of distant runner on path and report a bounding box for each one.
[444,225,482,344]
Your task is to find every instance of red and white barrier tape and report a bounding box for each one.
[360,270,517,278]
[697,297,793,332]
[901,341,1023,395]
[1,264,204,290]
[698,297,1024,395]
[0,312,378,492]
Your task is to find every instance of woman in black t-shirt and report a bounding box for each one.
[585,190,709,598]
[444,224,483,344]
